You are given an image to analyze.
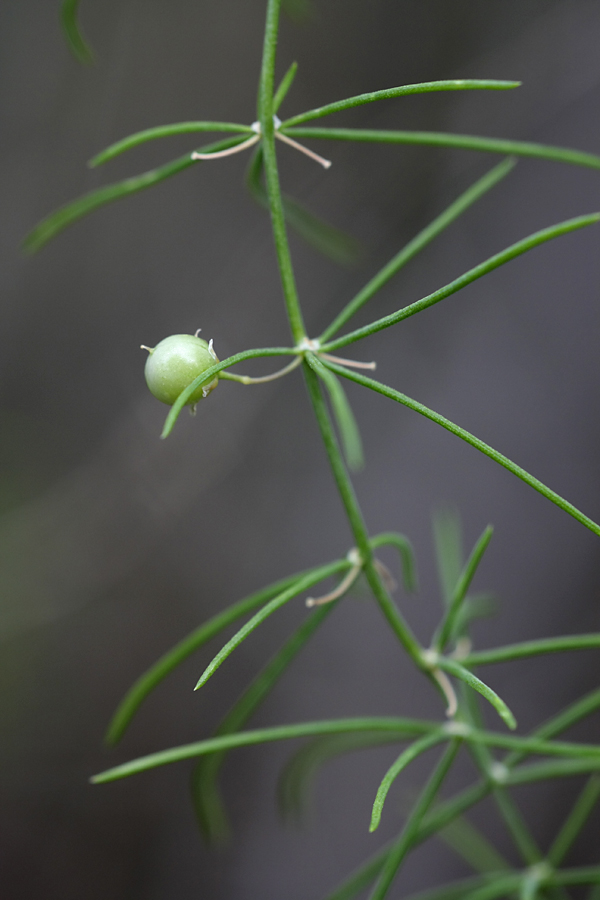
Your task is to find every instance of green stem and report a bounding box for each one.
[258,0,306,343]
[302,360,423,664]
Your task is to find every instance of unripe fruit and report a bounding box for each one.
[143,334,219,405]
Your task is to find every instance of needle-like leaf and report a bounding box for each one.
[463,634,600,667]
[161,347,296,438]
[283,127,600,171]
[547,775,600,866]
[507,758,600,786]
[398,876,506,900]
[436,657,516,729]
[282,81,520,128]
[370,532,418,593]
[91,716,438,783]
[278,731,400,822]
[324,362,600,538]
[307,354,364,471]
[459,873,523,900]
[370,742,461,900]
[90,122,254,167]
[106,567,322,745]
[437,815,510,874]
[433,526,494,652]
[246,147,361,265]
[193,559,349,690]
[370,731,448,832]
[24,136,249,253]
[320,157,516,342]
[191,600,338,843]
[281,0,313,24]
[554,867,600,888]
[432,509,464,607]
[274,61,299,112]
[321,213,600,352]
[61,0,94,64]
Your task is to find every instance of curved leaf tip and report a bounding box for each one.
[61,0,94,65]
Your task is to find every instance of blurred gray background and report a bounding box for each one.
[1,1,600,897]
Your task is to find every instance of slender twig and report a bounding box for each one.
[258,0,306,344]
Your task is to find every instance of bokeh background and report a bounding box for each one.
[1,1,600,897]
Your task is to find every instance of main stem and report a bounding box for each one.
[257,0,422,668]
[258,0,306,344]
[303,362,423,664]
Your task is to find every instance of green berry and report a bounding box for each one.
[143,334,219,405]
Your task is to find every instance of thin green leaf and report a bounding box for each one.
[400,876,503,900]
[90,122,253,167]
[432,508,464,607]
[274,61,298,113]
[105,569,312,745]
[340,684,600,895]
[161,347,296,438]
[326,363,600,539]
[370,532,418,593]
[420,782,490,845]
[370,742,461,900]
[24,136,248,253]
[507,758,600,786]
[438,657,516,729]
[91,716,438,783]
[308,355,364,471]
[192,601,338,844]
[282,193,362,265]
[519,869,545,900]
[281,0,313,24]
[586,884,600,900]
[321,213,600,352]
[194,559,349,690]
[278,731,400,822]
[464,634,600,667]
[503,686,600,773]
[459,873,523,900]
[438,815,510,873]
[450,726,600,762]
[450,594,497,641]
[554,867,600,888]
[61,0,94,64]
[320,157,516,342]
[282,80,520,128]
[548,775,600,866]
[323,844,393,900]
[370,731,448,832]
[459,688,542,867]
[283,127,600,171]
[433,526,493,652]
[326,783,490,900]
[246,147,361,265]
